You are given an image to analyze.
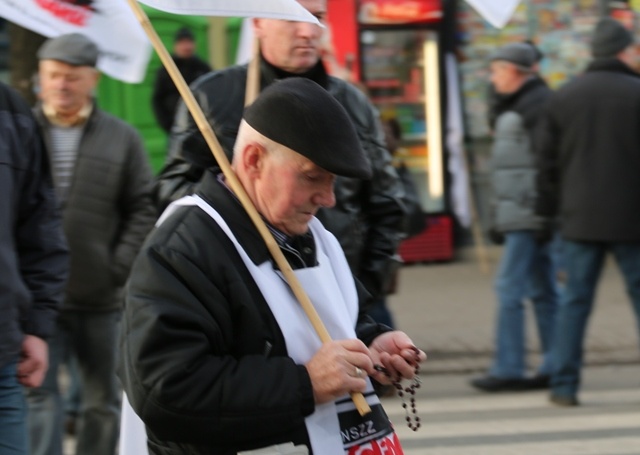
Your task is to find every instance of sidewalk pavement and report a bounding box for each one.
[388,245,640,375]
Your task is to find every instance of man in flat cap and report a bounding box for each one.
[26,33,156,455]
[536,17,640,407]
[470,41,559,393]
[119,77,425,455]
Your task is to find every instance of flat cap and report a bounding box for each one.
[490,42,537,69]
[243,78,372,179]
[37,33,99,67]
[591,17,633,58]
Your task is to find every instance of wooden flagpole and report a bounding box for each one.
[126,0,371,416]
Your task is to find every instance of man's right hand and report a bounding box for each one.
[305,339,374,404]
[18,335,49,388]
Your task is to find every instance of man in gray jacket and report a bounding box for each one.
[470,43,559,393]
[26,33,156,455]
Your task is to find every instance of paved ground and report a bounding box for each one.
[386,363,640,454]
[389,246,640,374]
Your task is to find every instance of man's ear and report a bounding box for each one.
[252,18,263,39]
[242,143,266,177]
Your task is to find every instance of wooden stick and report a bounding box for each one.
[126,0,371,416]
[244,36,261,106]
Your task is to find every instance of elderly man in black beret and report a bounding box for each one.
[119,77,425,455]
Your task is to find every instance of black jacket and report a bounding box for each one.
[151,54,211,133]
[153,56,406,299]
[119,170,389,454]
[34,104,157,310]
[536,58,640,241]
[0,82,68,369]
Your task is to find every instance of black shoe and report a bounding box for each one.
[470,375,533,392]
[521,374,550,390]
[549,394,579,407]
[64,413,77,436]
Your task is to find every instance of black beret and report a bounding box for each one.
[37,33,99,67]
[591,17,633,58]
[243,78,372,179]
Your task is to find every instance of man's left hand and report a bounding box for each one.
[18,335,49,388]
[368,332,426,385]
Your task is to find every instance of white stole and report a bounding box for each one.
[119,195,381,455]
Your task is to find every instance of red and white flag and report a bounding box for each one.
[0,0,152,83]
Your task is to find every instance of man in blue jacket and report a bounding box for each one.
[0,80,68,455]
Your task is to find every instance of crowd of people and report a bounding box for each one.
[472,17,640,409]
[1,0,640,453]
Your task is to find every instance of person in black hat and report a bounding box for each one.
[536,16,640,407]
[151,26,211,134]
[470,41,560,394]
[119,77,426,455]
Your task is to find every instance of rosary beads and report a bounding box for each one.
[375,346,422,431]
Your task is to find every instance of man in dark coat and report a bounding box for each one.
[26,33,156,455]
[119,77,425,455]
[153,0,406,303]
[151,27,211,134]
[536,17,640,407]
[0,81,68,455]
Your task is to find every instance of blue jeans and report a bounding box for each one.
[490,231,559,378]
[26,310,122,455]
[0,361,28,455]
[551,240,640,398]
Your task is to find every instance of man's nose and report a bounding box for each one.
[296,21,322,38]
[316,184,335,208]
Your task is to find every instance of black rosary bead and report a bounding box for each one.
[376,346,422,432]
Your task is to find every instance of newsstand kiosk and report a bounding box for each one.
[327,0,454,263]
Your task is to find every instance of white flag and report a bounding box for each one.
[137,0,321,24]
[0,0,152,83]
[464,0,522,28]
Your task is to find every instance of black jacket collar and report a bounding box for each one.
[195,169,317,268]
[586,57,640,78]
[259,54,329,90]
[195,169,271,266]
